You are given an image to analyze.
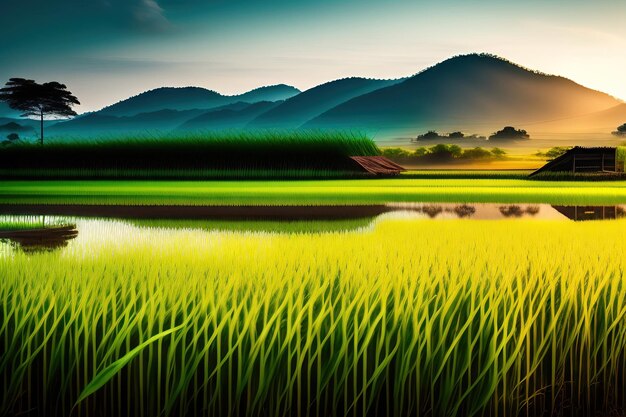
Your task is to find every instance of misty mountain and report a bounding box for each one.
[0,121,34,133]
[49,109,208,135]
[303,54,622,134]
[98,84,300,117]
[178,101,281,131]
[49,102,274,136]
[25,54,626,141]
[247,77,404,129]
[529,103,626,133]
[236,85,302,103]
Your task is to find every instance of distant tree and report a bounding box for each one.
[613,123,626,136]
[0,78,79,145]
[413,147,428,157]
[490,147,506,158]
[448,131,465,139]
[536,146,572,159]
[489,126,529,140]
[428,144,462,160]
[381,148,412,158]
[1,132,20,146]
[417,130,442,140]
[460,147,492,159]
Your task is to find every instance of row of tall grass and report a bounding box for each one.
[0,131,379,179]
[1,218,626,416]
[0,168,366,180]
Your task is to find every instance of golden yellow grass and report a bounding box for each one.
[1,218,626,416]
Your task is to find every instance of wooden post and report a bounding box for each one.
[572,155,576,173]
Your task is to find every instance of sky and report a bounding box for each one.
[1,0,625,113]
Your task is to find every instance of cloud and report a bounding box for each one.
[131,0,171,32]
[98,0,171,32]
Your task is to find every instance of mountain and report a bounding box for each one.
[50,102,278,136]
[247,77,404,129]
[98,84,300,117]
[49,109,208,135]
[177,101,281,131]
[0,121,34,133]
[528,103,626,134]
[236,85,302,103]
[304,54,622,134]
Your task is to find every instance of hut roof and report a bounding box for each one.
[529,146,617,177]
[350,156,406,175]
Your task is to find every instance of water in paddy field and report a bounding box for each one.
[0,203,625,254]
[2,204,626,417]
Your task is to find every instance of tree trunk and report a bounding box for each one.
[40,110,44,146]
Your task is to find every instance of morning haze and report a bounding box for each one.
[1,0,625,112]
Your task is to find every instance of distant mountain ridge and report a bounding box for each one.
[5,53,625,141]
[304,54,622,133]
[178,101,282,131]
[98,84,301,117]
[247,77,404,129]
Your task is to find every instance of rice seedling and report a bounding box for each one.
[1,217,625,416]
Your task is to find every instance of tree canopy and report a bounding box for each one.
[0,78,79,145]
[489,126,529,140]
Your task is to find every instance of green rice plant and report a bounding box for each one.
[1,178,626,206]
[0,131,380,179]
[126,218,376,234]
[400,170,532,179]
[1,217,626,416]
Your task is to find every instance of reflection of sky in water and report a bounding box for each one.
[1,204,625,256]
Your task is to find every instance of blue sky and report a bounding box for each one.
[2,0,625,112]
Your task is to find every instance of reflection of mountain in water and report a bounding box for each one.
[0,225,78,253]
[552,206,626,221]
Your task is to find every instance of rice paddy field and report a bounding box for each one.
[1,178,626,205]
[1,128,626,417]
[1,211,626,417]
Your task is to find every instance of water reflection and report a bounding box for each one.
[0,204,624,253]
[454,205,476,218]
[552,206,626,221]
[499,205,541,218]
[0,224,78,253]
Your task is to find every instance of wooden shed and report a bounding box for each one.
[530,147,625,177]
[349,156,406,175]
